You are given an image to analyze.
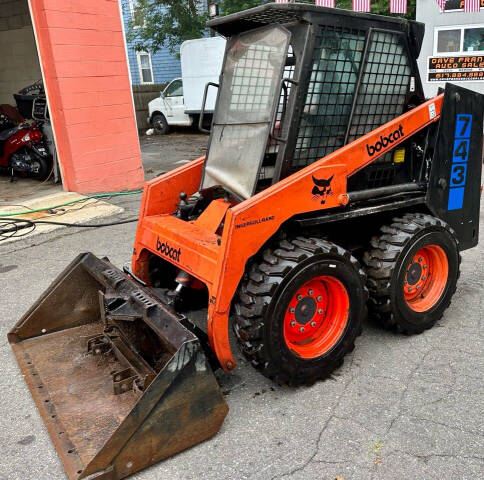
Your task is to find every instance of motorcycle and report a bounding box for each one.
[0,81,53,181]
[0,114,52,180]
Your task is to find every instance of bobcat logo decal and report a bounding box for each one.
[312,175,334,204]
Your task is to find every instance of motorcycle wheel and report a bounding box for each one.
[30,151,52,181]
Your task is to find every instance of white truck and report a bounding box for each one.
[147,36,226,134]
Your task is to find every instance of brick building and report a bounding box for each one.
[417,0,484,97]
[0,0,143,194]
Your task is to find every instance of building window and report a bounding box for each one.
[435,25,484,55]
[137,52,154,84]
[464,27,484,52]
[437,29,461,53]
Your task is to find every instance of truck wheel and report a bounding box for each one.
[363,213,460,334]
[234,237,367,386]
[152,113,169,135]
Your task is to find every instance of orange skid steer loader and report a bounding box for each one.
[8,4,483,480]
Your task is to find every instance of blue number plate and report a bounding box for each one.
[448,114,472,211]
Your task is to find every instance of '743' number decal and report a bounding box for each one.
[448,114,472,211]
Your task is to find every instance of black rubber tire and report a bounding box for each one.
[30,153,52,181]
[151,113,169,135]
[363,213,461,334]
[233,237,368,386]
[11,148,52,181]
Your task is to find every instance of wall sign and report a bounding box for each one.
[444,0,484,11]
[428,56,484,82]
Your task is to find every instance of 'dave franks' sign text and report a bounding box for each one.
[444,0,484,10]
[428,56,484,82]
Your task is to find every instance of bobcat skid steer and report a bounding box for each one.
[8,4,483,480]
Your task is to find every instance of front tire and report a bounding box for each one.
[363,213,460,334]
[234,237,367,386]
[152,113,169,135]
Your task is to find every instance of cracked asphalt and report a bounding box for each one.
[0,133,482,480]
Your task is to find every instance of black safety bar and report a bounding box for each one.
[269,77,299,143]
[199,82,219,134]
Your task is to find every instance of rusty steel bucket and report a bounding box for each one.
[8,253,228,480]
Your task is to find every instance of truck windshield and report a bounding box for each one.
[201,25,290,199]
[164,80,183,97]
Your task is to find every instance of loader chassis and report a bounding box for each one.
[133,92,457,373]
[132,5,483,375]
[8,4,484,480]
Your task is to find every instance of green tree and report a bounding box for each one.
[220,0,271,15]
[220,0,416,20]
[126,0,208,55]
[127,0,417,54]
[335,0,416,20]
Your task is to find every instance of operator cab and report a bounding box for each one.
[200,3,426,202]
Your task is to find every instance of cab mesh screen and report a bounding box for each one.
[346,30,412,143]
[293,26,366,168]
[292,27,411,171]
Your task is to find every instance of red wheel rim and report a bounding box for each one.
[403,245,448,313]
[283,275,349,359]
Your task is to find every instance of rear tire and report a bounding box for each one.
[152,113,169,135]
[30,153,52,181]
[234,237,367,386]
[10,148,52,181]
[363,213,460,334]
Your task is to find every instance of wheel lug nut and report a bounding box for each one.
[421,276,427,281]
[290,321,296,327]
[308,289,313,295]
[318,309,323,314]
[289,308,295,313]
[299,326,305,332]
[297,294,303,300]
[408,287,412,292]
[317,296,322,301]
[423,265,428,269]
[418,257,423,262]
[416,285,420,290]
[310,321,316,327]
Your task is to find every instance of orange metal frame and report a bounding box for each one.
[132,95,443,372]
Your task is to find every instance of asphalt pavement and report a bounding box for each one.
[0,133,482,480]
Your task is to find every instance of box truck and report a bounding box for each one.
[147,36,226,134]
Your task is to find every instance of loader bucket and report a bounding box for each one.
[8,253,228,480]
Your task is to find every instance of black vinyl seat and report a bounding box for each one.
[0,126,21,141]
